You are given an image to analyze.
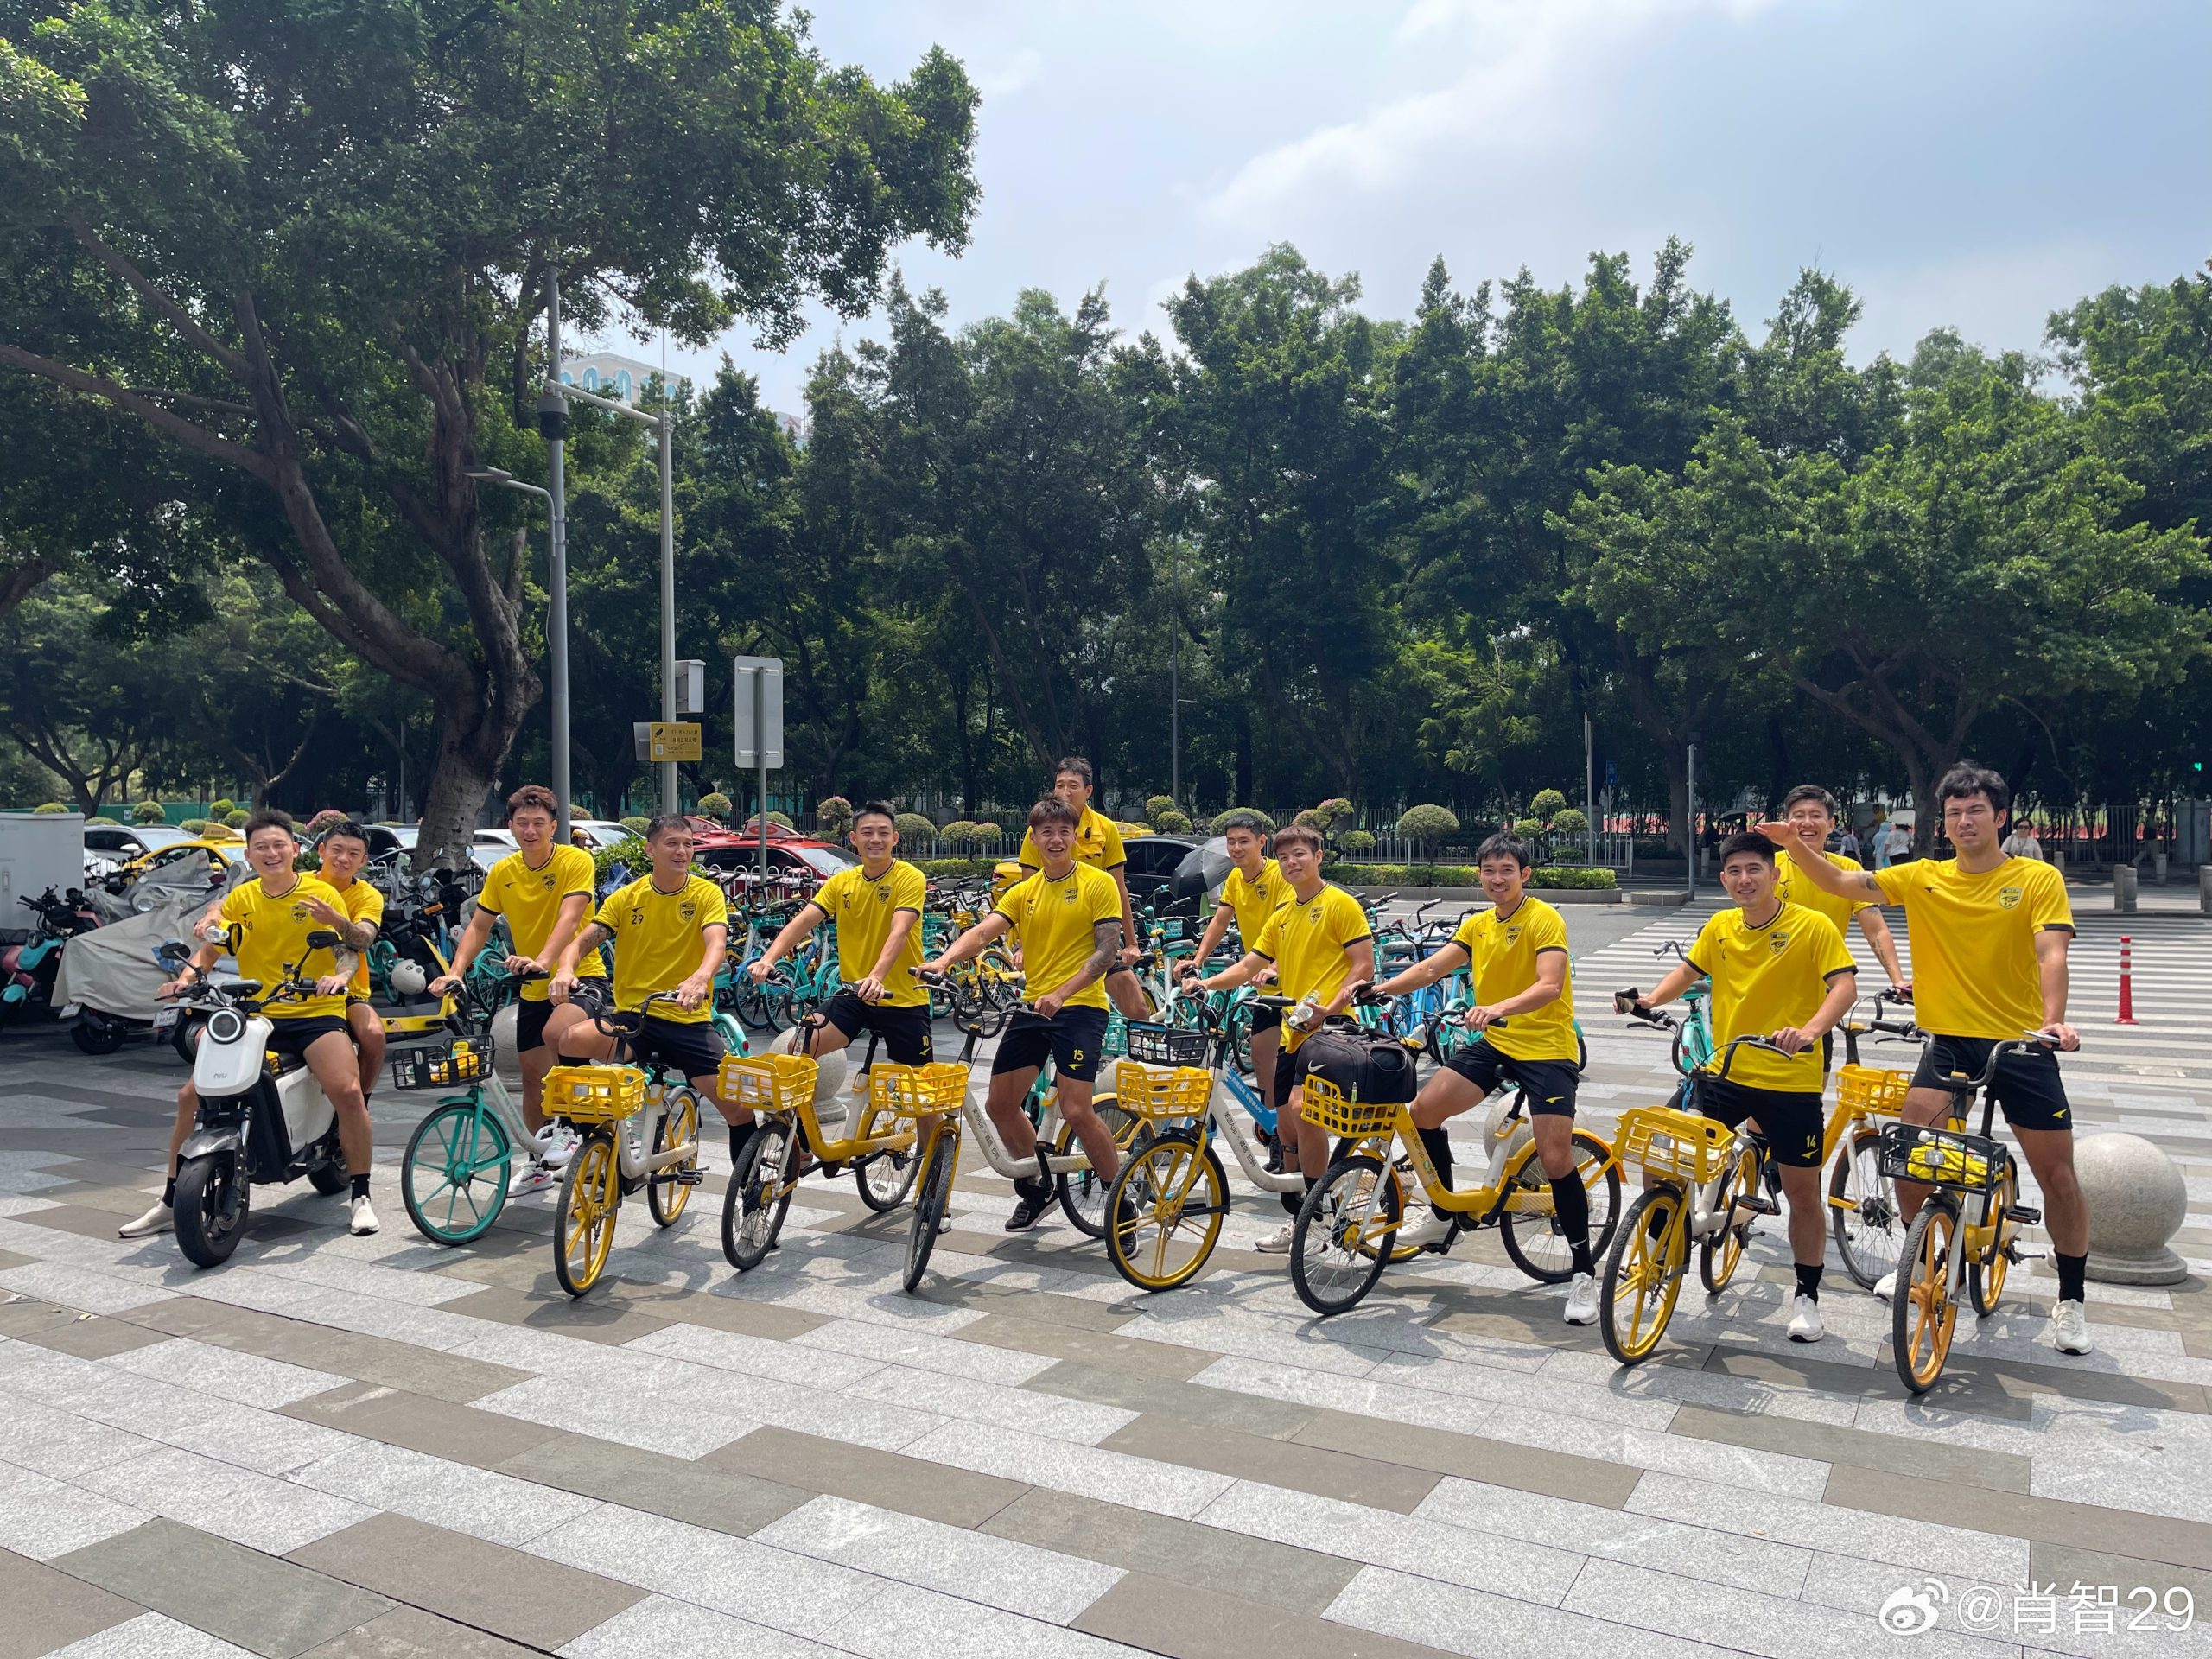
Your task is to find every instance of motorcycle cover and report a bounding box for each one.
[54,885,229,1020]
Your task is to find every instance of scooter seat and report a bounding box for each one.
[264,1049,309,1078]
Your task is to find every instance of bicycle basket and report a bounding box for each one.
[543,1064,647,1124]
[387,1033,496,1092]
[1836,1065,1913,1119]
[1878,1121,2003,1193]
[719,1052,817,1116]
[1123,1022,1206,1068]
[1615,1104,1734,1185]
[1115,1058,1213,1121]
[868,1061,969,1121]
[1299,1074,1402,1139]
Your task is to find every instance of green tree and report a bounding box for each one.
[0,2,976,866]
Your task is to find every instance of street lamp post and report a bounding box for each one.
[463,467,566,844]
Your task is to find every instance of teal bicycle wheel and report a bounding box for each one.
[401,1097,512,1245]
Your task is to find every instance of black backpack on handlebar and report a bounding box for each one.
[1297,1026,1419,1108]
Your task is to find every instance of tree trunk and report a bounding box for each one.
[1663,745,1690,857]
[1234,705,1254,806]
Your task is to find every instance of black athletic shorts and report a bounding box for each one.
[822,990,934,1067]
[1693,1075,1825,1167]
[1272,1039,1317,1109]
[1910,1034,2072,1133]
[1249,1001,1282,1036]
[992,1006,1109,1084]
[515,997,558,1054]
[620,1014,728,1084]
[1443,1039,1580,1117]
[266,1015,351,1061]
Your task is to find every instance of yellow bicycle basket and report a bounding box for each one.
[1115,1058,1214,1122]
[1299,1074,1402,1139]
[1836,1065,1912,1118]
[869,1061,969,1121]
[542,1064,648,1124]
[719,1052,817,1116]
[1614,1103,1734,1185]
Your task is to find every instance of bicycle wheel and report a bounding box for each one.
[401,1098,512,1246]
[1289,1153,1402,1316]
[855,1140,922,1211]
[1603,1187,1687,1364]
[722,1117,795,1271]
[1107,1129,1230,1293]
[1054,1099,1139,1238]
[1828,1128,1902,1290]
[1893,1199,1960,1394]
[1699,1140,1763,1294]
[553,1131,620,1297]
[902,1125,957,1293]
[1227,1000,1255,1076]
[647,1089,701,1227]
[1969,1161,2017,1316]
[1497,1130,1622,1284]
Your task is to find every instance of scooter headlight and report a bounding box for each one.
[207,1007,245,1046]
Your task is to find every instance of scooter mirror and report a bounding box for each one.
[305,929,343,950]
[155,939,193,966]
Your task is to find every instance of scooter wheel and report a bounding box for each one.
[308,1164,349,1197]
[175,1155,250,1267]
[72,1015,126,1056]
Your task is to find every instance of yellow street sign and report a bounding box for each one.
[648,721,702,762]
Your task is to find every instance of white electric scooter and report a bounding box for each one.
[155,932,352,1266]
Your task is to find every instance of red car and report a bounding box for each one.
[688,818,857,886]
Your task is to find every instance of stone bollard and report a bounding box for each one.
[2078,1132,2190,1286]
[2050,849,2065,880]
[2200,863,2211,916]
[2113,864,2138,912]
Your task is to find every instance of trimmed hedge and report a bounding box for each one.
[1324,861,1617,891]
[132,801,165,824]
[915,857,1003,879]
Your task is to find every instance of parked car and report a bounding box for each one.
[691,836,857,886]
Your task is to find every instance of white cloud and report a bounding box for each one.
[1202,0,1774,229]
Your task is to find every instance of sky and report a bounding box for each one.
[598,0,2212,418]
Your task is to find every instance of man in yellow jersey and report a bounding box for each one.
[433,785,606,1191]
[126,810,379,1238]
[1622,831,1859,1343]
[1178,810,1290,1154]
[1365,832,1599,1322]
[1017,757,1150,1021]
[749,800,932,1067]
[1774,787,1909,1046]
[1759,760,2091,1355]
[1184,821,1373,1253]
[925,795,1126,1232]
[550,815,742,1158]
[305,820,386,1109]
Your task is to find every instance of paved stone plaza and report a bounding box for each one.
[2,894,2209,1658]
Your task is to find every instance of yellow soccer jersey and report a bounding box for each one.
[1685,902,1857,1092]
[220,873,349,1022]
[480,845,605,1002]
[592,874,728,1025]
[1219,858,1292,952]
[995,862,1122,1011]
[1018,806,1127,873]
[813,860,929,1007]
[1775,847,1873,943]
[1254,884,1371,1052]
[1450,897,1578,1064]
[327,876,385,1001]
[1872,856,2073,1039]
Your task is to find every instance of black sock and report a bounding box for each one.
[350,1173,371,1201]
[1281,1186,1304,1217]
[2056,1250,2088,1304]
[1550,1173,1593,1276]
[729,1122,754,1167]
[1795,1262,1823,1302]
[1419,1127,1454,1192]
[161,1177,176,1207]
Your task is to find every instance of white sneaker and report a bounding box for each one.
[512,1160,559,1196]
[2048,1299,2094,1356]
[1563,1272,1599,1326]
[1394,1207,1455,1249]
[118,1200,174,1238]
[349,1194,380,1236]
[1788,1295,1825,1344]
[531,1128,576,1172]
[1872,1269,1897,1302]
[1254,1221,1297,1254]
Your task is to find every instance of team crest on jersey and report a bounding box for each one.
[290,901,311,922]
[541,871,556,889]
[1307,906,1323,925]
[1503,925,1521,947]
[1999,886,2023,910]
[678,899,696,922]
[1768,928,1791,955]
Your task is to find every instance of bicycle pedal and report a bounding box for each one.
[1735,1195,1780,1217]
[2005,1204,2042,1225]
[675,1169,705,1186]
[2010,1244,2047,1262]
